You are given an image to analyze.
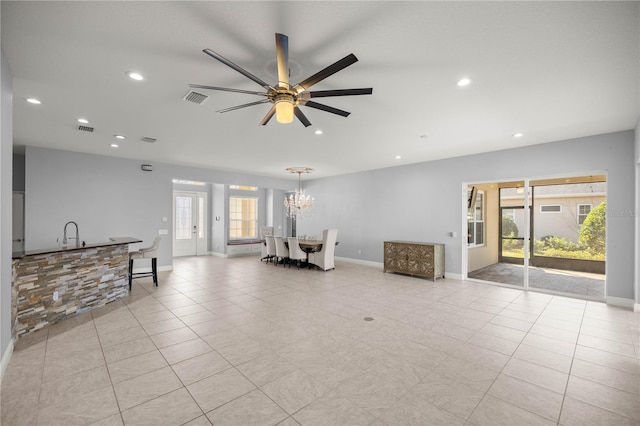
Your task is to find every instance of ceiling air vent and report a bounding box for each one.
[182,90,209,105]
[77,125,94,133]
[141,137,157,143]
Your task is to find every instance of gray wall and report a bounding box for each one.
[21,131,638,302]
[1,48,13,364]
[298,131,636,301]
[24,146,292,267]
[212,183,226,254]
[12,153,24,192]
[635,119,640,305]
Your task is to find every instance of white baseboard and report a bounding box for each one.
[335,256,383,268]
[606,296,635,309]
[209,251,226,258]
[634,303,640,312]
[445,272,464,280]
[1,338,14,384]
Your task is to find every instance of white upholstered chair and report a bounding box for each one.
[129,236,161,290]
[307,229,338,271]
[261,226,275,262]
[273,236,289,267]
[265,236,277,265]
[287,237,307,269]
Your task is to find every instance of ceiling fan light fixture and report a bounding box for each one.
[194,33,372,127]
[275,93,294,124]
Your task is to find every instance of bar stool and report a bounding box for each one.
[129,236,161,290]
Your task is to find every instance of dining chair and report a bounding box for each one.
[307,229,338,271]
[260,226,275,262]
[265,236,276,265]
[129,236,161,290]
[273,236,289,267]
[287,237,307,269]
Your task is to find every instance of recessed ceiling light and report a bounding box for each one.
[110,143,119,148]
[314,129,323,135]
[512,132,524,138]
[126,71,144,81]
[457,78,471,87]
[114,135,126,139]
[77,118,89,124]
[395,155,402,160]
[25,98,42,104]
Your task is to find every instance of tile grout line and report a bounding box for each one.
[464,292,557,424]
[554,299,587,426]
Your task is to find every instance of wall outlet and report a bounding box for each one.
[53,291,59,301]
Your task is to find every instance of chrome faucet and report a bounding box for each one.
[62,221,79,247]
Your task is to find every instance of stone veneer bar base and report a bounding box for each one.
[12,244,130,338]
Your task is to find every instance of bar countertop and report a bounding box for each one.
[12,237,142,259]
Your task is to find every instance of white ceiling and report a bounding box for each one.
[2,1,638,179]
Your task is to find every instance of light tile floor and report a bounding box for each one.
[2,256,639,426]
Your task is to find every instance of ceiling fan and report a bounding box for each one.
[190,33,373,127]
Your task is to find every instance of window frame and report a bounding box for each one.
[539,204,562,214]
[467,190,485,248]
[577,203,592,225]
[228,196,259,241]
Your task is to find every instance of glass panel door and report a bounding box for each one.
[173,191,208,257]
[528,179,606,298]
[495,184,529,287]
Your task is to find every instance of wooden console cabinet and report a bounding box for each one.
[383,241,445,281]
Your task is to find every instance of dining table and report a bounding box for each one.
[261,239,337,253]
[296,239,325,253]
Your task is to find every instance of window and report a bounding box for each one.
[198,197,205,239]
[577,204,592,225]
[229,185,258,191]
[540,204,562,213]
[468,190,484,246]
[503,208,516,221]
[175,196,193,240]
[229,197,258,240]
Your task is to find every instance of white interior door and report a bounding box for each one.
[173,191,207,257]
[12,192,24,252]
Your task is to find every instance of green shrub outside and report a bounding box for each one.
[499,201,606,261]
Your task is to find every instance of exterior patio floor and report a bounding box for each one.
[468,263,605,299]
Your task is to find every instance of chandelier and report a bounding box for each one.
[284,167,315,219]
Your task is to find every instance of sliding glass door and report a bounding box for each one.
[468,176,606,300]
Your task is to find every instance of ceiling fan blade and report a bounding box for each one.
[189,84,267,96]
[217,99,270,113]
[203,48,275,91]
[294,107,312,127]
[303,100,351,117]
[309,88,373,98]
[275,33,289,88]
[259,105,276,126]
[293,53,358,93]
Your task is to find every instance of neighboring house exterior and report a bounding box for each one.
[500,183,606,243]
